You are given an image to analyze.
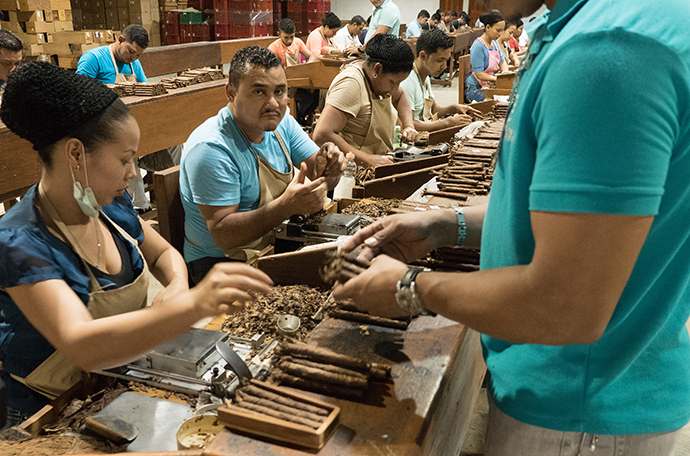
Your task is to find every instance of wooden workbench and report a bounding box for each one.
[205,318,485,456]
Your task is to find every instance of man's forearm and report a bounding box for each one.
[313,129,367,166]
[209,199,292,251]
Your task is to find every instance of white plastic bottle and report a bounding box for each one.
[333,152,357,199]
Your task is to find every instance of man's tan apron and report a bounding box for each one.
[413,63,435,121]
[339,64,396,155]
[109,44,137,83]
[186,126,294,261]
[280,41,300,66]
[9,184,149,400]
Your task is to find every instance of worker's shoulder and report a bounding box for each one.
[80,44,110,60]
[556,0,690,69]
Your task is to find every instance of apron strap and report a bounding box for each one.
[273,129,293,168]
[108,44,121,78]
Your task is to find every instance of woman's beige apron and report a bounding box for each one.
[339,65,396,155]
[109,44,137,83]
[320,28,338,53]
[10,184,149,400]
[413,63,435,121]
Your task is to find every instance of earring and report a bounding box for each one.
[75,165,80,172]
[374,74,378,78]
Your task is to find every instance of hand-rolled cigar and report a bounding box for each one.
[236,390,325,423]
[280,341,370,372]
[242,384,329,416]
[278,359,369,389]
[422,191,469,200]
[235,397,322,429]
[328,308,409,330]
[284,356,370,382]
[271,369,364,398]
[320,252,370,285]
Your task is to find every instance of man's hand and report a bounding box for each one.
[332,255,408,318]
[343,45,359,56]
[444,114,473,128]
[400,126,418,144]
[279,162,328,215]
[342,209,458,262]
[456,104,483,119]
[314,142,346,178]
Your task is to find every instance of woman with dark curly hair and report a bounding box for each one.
[313,33,418,168]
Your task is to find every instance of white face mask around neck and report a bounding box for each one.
[69,144,101,218]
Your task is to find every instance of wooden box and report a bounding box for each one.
[217,380,340,450]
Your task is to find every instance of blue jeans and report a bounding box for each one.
[485,397,680,456]
[465,84,485,103]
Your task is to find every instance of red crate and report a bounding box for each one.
[166,35,181,45]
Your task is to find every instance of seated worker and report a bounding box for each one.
[444,10,459,32]
[333,15,366,56]
[306,12,341,57]
[180,47,346,284]
[0,62,273,426]
[465,11,508,102]
[457,11,471,30]
[76,24,148,84]
[0,30,23,102]
[313,34,418,168]
[268,18,317,67]
[363,0,401,49]
[77,24,151,211]
[401,29,481,132]
[428,13,442,29]
[359,15,371,44]
[405,10,430,38]
[498,20,519,69]
[434,9,449,32]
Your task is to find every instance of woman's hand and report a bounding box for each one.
[332,254,408,318]
[190,263,273,318]
[399,126,418,144]
[361,153,394,168]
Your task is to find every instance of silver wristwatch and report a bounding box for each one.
[395,267,431,316]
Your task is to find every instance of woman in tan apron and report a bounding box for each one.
[0,61,272,426]
[313,34,419,168]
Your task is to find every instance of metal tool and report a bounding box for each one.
[215,340,253,381]
[84,416,138,445]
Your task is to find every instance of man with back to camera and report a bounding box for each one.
[333,16,366,56]
[180,46,346,284]
[334,0,690,454]
[0,30,23,103]
[401,29,481,131]
[405,10,430,38]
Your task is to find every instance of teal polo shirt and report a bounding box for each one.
[365,0,400,41]
[481,0,690,435]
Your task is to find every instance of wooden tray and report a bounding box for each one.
[217,380,340,450]
[319,56,356,67]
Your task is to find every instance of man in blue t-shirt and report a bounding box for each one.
[332,0,690,454]
[405,10,429,39]
[180,46,346,284]
[76,24,148,84]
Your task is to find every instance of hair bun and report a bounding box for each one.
[0,61,119,151]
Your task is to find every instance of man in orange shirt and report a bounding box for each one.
[268,18,318,67]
